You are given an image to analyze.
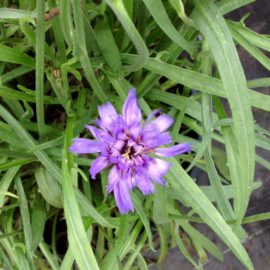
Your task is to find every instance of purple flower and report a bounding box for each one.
[70,89,191,214]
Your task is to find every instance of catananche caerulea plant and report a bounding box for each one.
[1,0,270,269]
[70,89,191,213]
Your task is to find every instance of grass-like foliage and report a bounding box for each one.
[0,0,270,269]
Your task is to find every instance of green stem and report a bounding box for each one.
[36,0,46,137]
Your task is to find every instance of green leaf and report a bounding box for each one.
[0,105,61,180]
[156,225,168,264]
[243,212,270,224]
[35,0,46,137]
[142,0,194,55]
[15,177,35,270]
[0,8,36,19]
[105,0,149,72]
[229,23,270,71]
[35,167,62,208]
[100,215,131,270]
[0,86,57,104]
[31,194,47,250]
[217,0,255,15]
[248,77,270,88]
[14,246,31,270]
[132,193,155,251]
[192,0,255,221]
[39,241,60,270]
[62,117,100,270]
[167,159,253,270]
[70,0,108,102]
[0,166,20,208]
[0,44,35,67]
[60,248,74,270]
[153,185,169,224]
[150,89,202,121]
[0,66,33,84]
[95,17,123,73]
[75,189,115,228]
[174,223,200,269]
[228,20,270,52]
[177,220,223,262]
[121,54,270,112]
[123,231,147,270]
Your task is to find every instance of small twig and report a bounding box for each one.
[45,7,60,21]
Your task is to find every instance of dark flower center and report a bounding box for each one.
[120,140,138,160]
[122,145,136,160]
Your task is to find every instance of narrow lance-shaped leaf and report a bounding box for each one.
[194,0,255,222]
[105,0,149,72]
[142,0,194,55]
[120,54,270,112]
[62,117,100,270]
[167,158,253,270]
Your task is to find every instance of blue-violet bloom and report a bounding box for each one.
[70,89,191,214]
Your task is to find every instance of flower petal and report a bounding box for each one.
[114,181,134,214]
[145,109,162,125]
[108,166,120,193]
[89,156,109,179]
[146,157,171,185]
[135,174,155,195]
[142,132,172,148]
[129,123,141,139]
[144,114,173,134]
[69,138,103,154]
[125,170,136,190]
[122,89,142,126]
[155,143,191,157]
[85,125,104,140]
[98,102,117,130]
[112,117,127,138]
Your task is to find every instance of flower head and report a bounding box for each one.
[70,89,191,214]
